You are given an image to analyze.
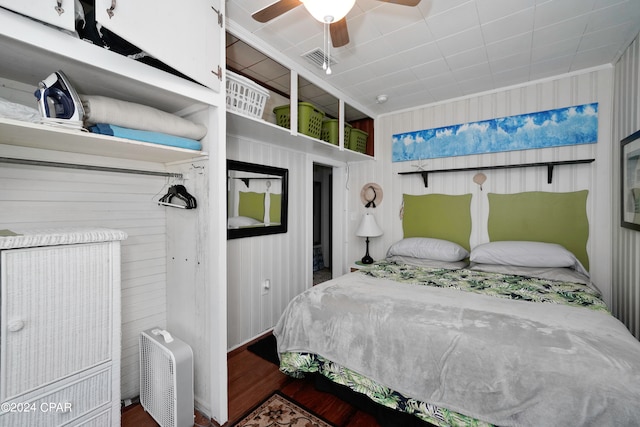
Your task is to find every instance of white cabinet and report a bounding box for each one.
[95,0,222,92]
[0,228,127,427]
[0,0,76,31]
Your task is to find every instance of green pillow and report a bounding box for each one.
[238,192,265,222]
[487,190,589,271]
[402,193,472,251]
[270,193,281,224]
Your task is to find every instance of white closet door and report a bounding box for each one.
[0,243,112,401]
[0,0,76,31]
[94,0,221,92]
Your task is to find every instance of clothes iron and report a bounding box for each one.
[34,70,84,122]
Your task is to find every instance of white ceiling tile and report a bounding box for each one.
[423,71,459,88]
[490,51,533,72]
[436,26,485,57]
[532,15,589,48]
[476,0,535,22]
[348,37,397,63]
[429,82,464,101]
[485,33,533,62]
[423,0,474,19]
[587,1,640,33]
[341,10,384,47]
[571,44,618,70]
[367,4,426,35]
[580,22,633,52]
[384,20,434,49]
[532,37,581,62]
[481,8,535,44]
[411,58,452,79]
[458,73,495,95]
[445,46,489,70]
[452,61,493,82]
[426,1,481,39]
[534,0,597,28]
[399,42,443,64]
[530,54,573,78]
[492,65,531,88]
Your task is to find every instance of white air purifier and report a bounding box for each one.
[139,327,194,427]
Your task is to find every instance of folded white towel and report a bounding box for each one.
[80,95,207,140]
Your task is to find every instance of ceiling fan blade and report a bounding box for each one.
[252,0,301,23]
[330,18,349,48]
[377,0,421,6]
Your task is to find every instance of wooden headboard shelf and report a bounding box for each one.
[398,159,595,187]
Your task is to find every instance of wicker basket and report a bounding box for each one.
[226,70,270,119]
[348,128,368,153]
[273,102,325,139]
[321,119,352,145]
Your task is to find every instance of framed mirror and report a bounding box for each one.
[227,160,289,239]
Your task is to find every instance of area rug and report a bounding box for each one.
[232,391,336,427]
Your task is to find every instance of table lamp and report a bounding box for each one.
[355,212,383,264]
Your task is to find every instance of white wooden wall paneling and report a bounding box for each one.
[613,33,640,339]
[226,135,308,349]
[0,161,169,399]
[347,67,614,306]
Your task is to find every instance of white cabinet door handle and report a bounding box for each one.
[7,319,25,332]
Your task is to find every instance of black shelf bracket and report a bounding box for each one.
[398,159,595,188]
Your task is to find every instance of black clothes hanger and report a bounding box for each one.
[158,184,197,209]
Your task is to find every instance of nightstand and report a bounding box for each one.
[351,260,371,272]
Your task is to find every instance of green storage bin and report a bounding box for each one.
[321,119,352,145]
[273,102,325,139]
[348,128,368,153]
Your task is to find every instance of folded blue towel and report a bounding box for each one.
[89,123,202,151]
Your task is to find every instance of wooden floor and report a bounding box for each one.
[121,332,380,427]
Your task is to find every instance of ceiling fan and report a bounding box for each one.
[252,0,422,48]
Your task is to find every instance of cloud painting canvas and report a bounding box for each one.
[392,103,598,162]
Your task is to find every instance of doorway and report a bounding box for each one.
[313,164,332,285]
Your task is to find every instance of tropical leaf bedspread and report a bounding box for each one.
[274,262,640,427]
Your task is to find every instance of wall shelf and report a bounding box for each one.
[398,159,595,187]
[0,118,207,163]
[226,111,372,163]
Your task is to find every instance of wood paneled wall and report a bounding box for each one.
[613,33,640,339]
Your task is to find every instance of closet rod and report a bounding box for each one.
[0,157,183,178]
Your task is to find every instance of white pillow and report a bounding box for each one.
[387,255,468,270]
[470,241,587,275]
[228,216,262,228]
[386,238,469,262]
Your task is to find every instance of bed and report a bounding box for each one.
[273,191,640,427]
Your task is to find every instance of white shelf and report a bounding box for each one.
[0,118,207,163]
[226,112,372,163]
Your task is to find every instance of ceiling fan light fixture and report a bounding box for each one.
[301,0,356,23]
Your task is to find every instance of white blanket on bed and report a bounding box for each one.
[274,271,640,426]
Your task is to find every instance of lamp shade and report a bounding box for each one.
[301,0,356,23]
[355,213,383,238]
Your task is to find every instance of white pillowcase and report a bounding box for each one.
[386,238,469,262]
[228,216,262,228]
[470,241,588,276]
[387,255,468,270]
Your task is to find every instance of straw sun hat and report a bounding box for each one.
[360,183,383,208]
